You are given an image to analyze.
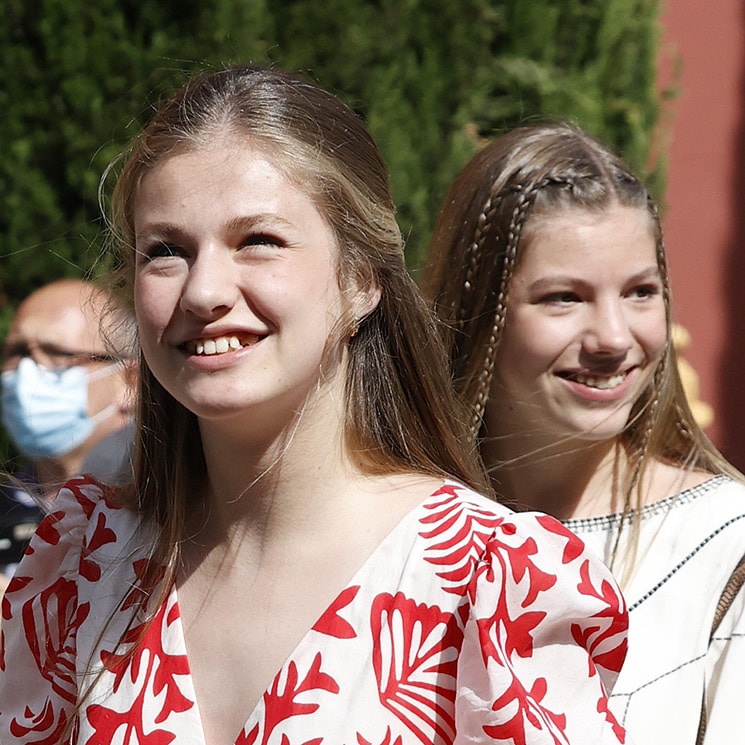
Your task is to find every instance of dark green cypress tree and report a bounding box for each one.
[0,0,666,312]
[264,0,667,270]
[0,0,668,467]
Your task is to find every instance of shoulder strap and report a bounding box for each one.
[696,551,745,745]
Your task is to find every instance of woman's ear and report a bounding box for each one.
[352,282,382,323]
[345,259,382,329]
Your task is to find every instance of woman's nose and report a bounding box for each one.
[179,247,240,318]
[583,299,633,355]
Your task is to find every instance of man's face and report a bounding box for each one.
[2,282,132,456]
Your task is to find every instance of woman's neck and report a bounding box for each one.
[193,385,359,543]
[181,412,436,586]
[482,434,630,519]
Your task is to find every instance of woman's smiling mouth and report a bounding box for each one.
[558,370,631,390]
[184,334,261,356]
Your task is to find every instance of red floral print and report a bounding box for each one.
[0,477,629,745]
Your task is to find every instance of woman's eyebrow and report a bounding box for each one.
[225,214,295,232]
[526,265,661,290]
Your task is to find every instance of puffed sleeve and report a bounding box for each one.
[0,476,106,744]
[455,511,630,744]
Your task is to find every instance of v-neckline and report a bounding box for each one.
[170,481,449,744]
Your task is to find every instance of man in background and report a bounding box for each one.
[0,278,136,582]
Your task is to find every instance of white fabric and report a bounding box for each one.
[565,475,745,745]
[0,476,631,744]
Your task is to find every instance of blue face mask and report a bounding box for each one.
[1,357,117,458]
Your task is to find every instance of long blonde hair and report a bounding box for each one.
[102,64,490,604]
[422,123,741,558]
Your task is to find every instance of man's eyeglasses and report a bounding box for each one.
[1,341,119,372]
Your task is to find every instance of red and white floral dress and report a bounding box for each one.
[0,477,630,744]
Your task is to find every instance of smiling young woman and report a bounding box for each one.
[0,70,632,745]
[423,123,745,745]
[486,205,668,457]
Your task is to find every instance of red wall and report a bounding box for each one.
[659,0,745,470]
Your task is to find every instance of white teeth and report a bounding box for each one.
[192,335,254,356]
[571,372,626,390]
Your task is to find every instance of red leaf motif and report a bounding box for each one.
[87,597,194,742]
[498,533,556,608]
[63,476,103,518]
[237,723,260,745]
[85,705,178,745]
[419,489,503,596]
[597,694,626,743]
[474,533,552,664]
[571,559,629,676]
[356,727,405,745]
[371,592,463,745]
[535,514,586,564]
[8,698,71,745]
[2,575,32,621]
[255,652,339,744]
[481,608,547,663]
[80,512,118,582]
[313,585,360,639]
[483,673,567,745]
[280,736,324,745]
[34,510,66,547]
[21,575,79,703]
[83,512,117,553]
[121,558,167,613]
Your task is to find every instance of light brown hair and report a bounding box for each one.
[103,64,490,594]
[423,123,740,551]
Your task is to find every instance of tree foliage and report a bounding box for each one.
[0,0,666,320]
[0,0,669,467]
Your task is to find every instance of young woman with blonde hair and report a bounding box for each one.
[424,122,745,745]
[0,72,630,744]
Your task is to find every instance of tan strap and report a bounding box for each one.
[696,552,745,745]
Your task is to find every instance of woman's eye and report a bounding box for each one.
[629,284,661,299]
[139,242,182,261]
[241,233,284,249]
[542,291,580,305]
